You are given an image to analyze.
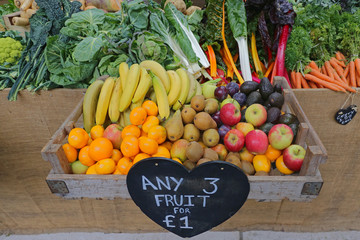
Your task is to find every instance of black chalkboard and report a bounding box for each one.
[126,157,250,238]
[335,104,357,125]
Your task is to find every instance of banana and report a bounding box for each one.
[147,87,157,104]
[123,107,132,127]
[83,79,104,133]
[108,77,122,123]
[119,64,141,112]
[150,71,170,121]
[119,112,125,129]
[95,77,116,125]
[195,79,202,96]
[132,67,152,103]
[167,70,181,106]
[131,94,146,110]
[119,62,129,91]
[173,68,190,111]
[185,72,197,104]
[140,60,170,93]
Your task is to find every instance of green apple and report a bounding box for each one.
[220,98,240,109]
[71,160,89,174]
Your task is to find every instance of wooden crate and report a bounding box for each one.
[41,77,327,201]
[2,12,30,37]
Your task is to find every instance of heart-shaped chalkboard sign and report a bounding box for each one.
[335,104,357,125]
[127,158,250,238]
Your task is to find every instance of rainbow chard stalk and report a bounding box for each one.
[226,0,252,82]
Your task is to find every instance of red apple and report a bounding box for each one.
[223,129,245,152]
[103,124,123,149]
[211,144,228,161]
[268,124,294,150]
[245,130,268,155]
[220,103,241,126]
[235,122,255,137]
[283,144,306,171]
[244,103,267,127]
[239,147,255,163]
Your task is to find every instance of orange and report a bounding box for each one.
[152,146,170,158]
[78,146,96,166]
[265,145,282,163]
[142,100,158,116]
[117,157,133,175]
[87,137,93,146]
[68,128,89,149]
[95,158,116,174]
[111,149,122,164]
[113,168,122,174]
[275,155,294,175]
[121,125,141,139]
[90,125,104,140]
[88,137,113,161]
[130,107,147,125]
[133,153,151,165]
[121,136,139,157]
[148,125,167,144]
[160,141,172,151]
[139,136,158,155]
[253,155,271,173]
[142,116,160,133]
[62,143,78,163]
[86,165,97,174]
[172,158,182,164]
[140,129,148,137]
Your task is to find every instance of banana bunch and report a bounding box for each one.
[82,60,201,131]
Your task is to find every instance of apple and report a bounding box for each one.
[268,124,294,150]
[245,130,268,154]
[220,98,241,109]
[103,123,122,149]
[235,122,254,137]
[71,160,89,174]
[244,103,267,127]
[283,144,306,171]
[239,147,255,163]
[220,103,241,126]
[211,144,228,161]
[223,129,245,152]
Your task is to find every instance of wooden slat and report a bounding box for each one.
[296,122,309,147]
[299,145,324,176]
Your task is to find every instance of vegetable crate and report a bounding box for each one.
[41,77,327,202]
[2,11,30,37]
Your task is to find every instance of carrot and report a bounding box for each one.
[349,61,357,87]
[332,68,347,84]
[308,68,356,93]
[304,74,346,92]
[221,0,243,83]
[329,58,345,80]
[207,45,217,78]
[335,51,343,61]
[344,64,350,78]
[356,68,360,87]
[354,58,360,77]
[309,61,320,71]
[295,72,302,89]
[321,65,327,75]
[290,71,296,88]
[300,74,310,88]
[333,57,346,68]
[324,61,334,79]
[308,81,318,88]
[264,61,275,78]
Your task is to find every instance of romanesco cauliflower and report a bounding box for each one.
[0,37,23,66]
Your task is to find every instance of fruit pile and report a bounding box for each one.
[62,60,305,176]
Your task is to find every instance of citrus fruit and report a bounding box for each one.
[90,125,104,140]
[148,125,167,144]
[142,100,158,116]
[121,136,139,157]
[130,107,147,125]
[78,146,96,166]
[142,116,160,133]
[111,149,122,164]
[133,153,151,165]
[160,141,172,151]
[275,155,294,175]
[139,136,158,155]
[113,168,122,174]
[253,155,271,173]
[95,158,116,174]
[172,158,182,164]
[68,128,89,149]
[265,145,282,162]
[152,146,170,158]
[86,164,97,174]
[62,143,78,163]
[117,157,133,175]
[121,125,141,139]
[88,137,113,161]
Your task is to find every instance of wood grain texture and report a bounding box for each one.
[0,86,359,234]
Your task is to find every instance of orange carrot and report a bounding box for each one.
[264,61,275,78]
[349,61,356,87]
[332,68,347,84]
[290,71,296,88]
[331,57,346,68]
[324,61,334,79]
[356,67,360,87]
[354,58,360,77]
[344,64,350,78]
[335,51,343,61]
[309,61,320,71]
[308,81,318,88]
[304,74,346,92]
[295,72,302,89]
[329,58,345,80]
[300,74,310,88]
[321,65,327,75]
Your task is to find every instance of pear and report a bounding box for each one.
[183,124,200,142]
[193,112,217,131]
[165,110,184,141]
[181,107,196,124]
[204,98,219,114]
